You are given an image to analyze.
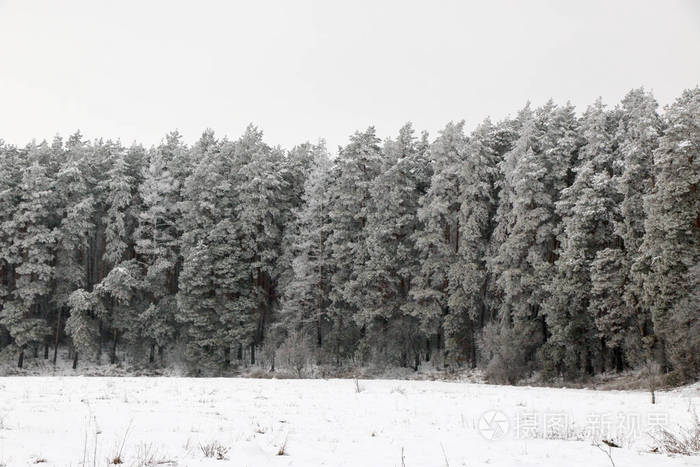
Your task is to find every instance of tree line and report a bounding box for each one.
[0,87,697,382]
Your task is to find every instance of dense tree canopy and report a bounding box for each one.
[0,87,697,382]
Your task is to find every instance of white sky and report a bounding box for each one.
[1,0,698,153]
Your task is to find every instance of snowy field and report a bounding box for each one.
[0,377,698,466]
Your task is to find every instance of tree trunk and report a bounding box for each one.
[149,343,155,363]
[250,343,255,365]
[224,346,230,368]
[44,340,49,359]
[72,351,78,369]
[110,328,118,364]
[585,350,594,375]
[53,307,62,365]
[98,320,103,362]
[17,347,24,369]
[470,324,477,369]
[614,347,624,372]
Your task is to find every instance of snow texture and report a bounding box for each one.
[0,377,697,466]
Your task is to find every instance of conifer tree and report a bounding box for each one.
[445,119,504,365]
[65,289,101,368]
[176,130,229,371]
[640,87,699,378]
[412,122,468,364]
[544,99,616,376]
[593,89,663,367]
[490,102,578,377]
[326,127,383,361]
[230,126,288,363]
[0,145,58,367]
[358,123,432,367]
[278,145,332,349]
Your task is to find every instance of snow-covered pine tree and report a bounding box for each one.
[102,143,138,268]
[489,102,578,379]
[277,144,332,351]
[0,143,58,367]
[326,127,384,362]
[94,142,144,363]
[134,132,188,362]
[136,131,187,285]
[445,119,504,366]
[226,126,287,364]
[640,87,699,379]
[357,123,432,368]
[52,136,97,364]
[94,259,144,363]
[0,142,23,354]
[177,129,230,372]
[411,122,468,365]
[65,288,101,368]
[544,99,618,377]
[594,89,663,367]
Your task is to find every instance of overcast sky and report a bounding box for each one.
[1,0,698,152]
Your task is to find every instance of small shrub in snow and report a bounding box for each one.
[478,323,531,384]
[278,331,312,377]
[649,410,700,456]
[277,435,289,456]
[109,419,132,464]
[132,443,175,467]
[200,440,229,460]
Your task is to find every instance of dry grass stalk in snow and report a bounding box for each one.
[649,409,700,456]
[199,440,229,460]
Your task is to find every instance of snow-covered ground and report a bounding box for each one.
[0,377,698,466]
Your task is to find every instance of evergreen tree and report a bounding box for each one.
[358,123,432,368]
[134,132,188,362]
[640,87,699,379]
[53,137,96,364]
[594,89,663,367]
[229,126,288,363]
[544,99,616,377]
[326,127,383,361]
[0,144,58,367]
[176,130,229,371]
[102,143,137,267]
[412,122,468,364]
[65,289,101,368]
[446,119,504,366]
[490,102,578,378]
[177,240,221,372]
[278,145,332,350]
[0,142,23,350]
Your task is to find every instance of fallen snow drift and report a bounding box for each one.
[0,377,697,466]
